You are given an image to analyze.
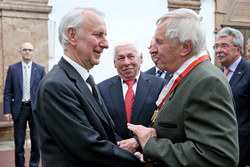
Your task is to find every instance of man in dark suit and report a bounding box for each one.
[145,39,171,81]
[215,27,250,167]
[128,8,239,167]
[3,42,45,167]
[33,8,143,167]
[97,38,166,153]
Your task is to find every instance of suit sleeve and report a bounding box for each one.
[143,76,239,167]
[3,66,13,114]
[35,79,143,167]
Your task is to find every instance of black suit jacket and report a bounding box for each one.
[34,57,143,167]
[145,66,172,81]
[97,72,166,141]
[4,61,45,120]
[222,57,250,165]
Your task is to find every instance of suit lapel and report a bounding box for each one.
[109,76,128,123]
[30,63,37,87]
[131,72,150,123]
[17,62,23,90]
[229,58,245,90]
[58,58,111,126]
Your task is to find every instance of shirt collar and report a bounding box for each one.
[121,71,140,84]
[226,56,242,72]
[22,61,32,68]
[63,55,89,81]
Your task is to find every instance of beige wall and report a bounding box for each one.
[0,0,52,140]
[0,0,52,102]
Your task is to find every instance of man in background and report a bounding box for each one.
[246,38,250,61]
[98,38,166,154]
[145,39,171,80]
[4,42,45,167]
[215,27,250,167]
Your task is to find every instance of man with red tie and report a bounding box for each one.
[97,38,166,154]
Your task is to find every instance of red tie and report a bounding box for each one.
[224,68,230,77]
[124,80,136,123]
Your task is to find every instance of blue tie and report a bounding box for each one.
[156,70,163,77]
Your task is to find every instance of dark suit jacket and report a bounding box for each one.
[97,72,166,141]
[33,57,143,167]
[144,60,239,167]
[4,61,45,120]
[222,57,250,166]
[145,66,172,81]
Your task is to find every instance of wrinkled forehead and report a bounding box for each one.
[115,44,139,56]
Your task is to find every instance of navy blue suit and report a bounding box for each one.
[4,61,45,167]
[97,72,166,142]
[222,57,250,166]
[145,66,172,81]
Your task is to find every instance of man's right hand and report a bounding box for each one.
[4,114,12,122]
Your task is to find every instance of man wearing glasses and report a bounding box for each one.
[214,27,250,167]
[3,42,45,167]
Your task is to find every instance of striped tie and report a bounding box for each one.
[23,65,30,101]
[156,70,163,77]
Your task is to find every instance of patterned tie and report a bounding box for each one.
[156,70,163,77]
[124,80,136,123]
[23,65,30,101]
[224,68,230,77]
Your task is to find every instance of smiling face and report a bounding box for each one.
[215,35,241,67]
[114,44,143,81]
[72,10,109,70]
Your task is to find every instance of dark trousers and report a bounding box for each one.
[238,134,250,167]
[14,104,40,167]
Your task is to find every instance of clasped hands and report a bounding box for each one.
[117,123,157,162]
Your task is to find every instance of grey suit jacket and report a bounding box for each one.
[34,57,143,167]
[143,60,239,167]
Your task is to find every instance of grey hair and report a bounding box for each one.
[216,27,244,54]
[58,8,104,50]
[113,37,141,59]
[156,8,206,55]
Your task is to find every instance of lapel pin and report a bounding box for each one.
[238,72,241,75]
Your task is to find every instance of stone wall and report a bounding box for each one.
[0,0,52,141]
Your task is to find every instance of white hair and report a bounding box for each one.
[113,37,141,59]
[58,8,104,50]
[156,8,206,54]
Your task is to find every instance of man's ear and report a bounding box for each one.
[66,28,77,47]
[180,40,193,57]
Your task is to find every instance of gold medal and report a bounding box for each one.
[151,109,159,122]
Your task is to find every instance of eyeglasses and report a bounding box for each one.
[20,48,34,52]
[213,43,236,50]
